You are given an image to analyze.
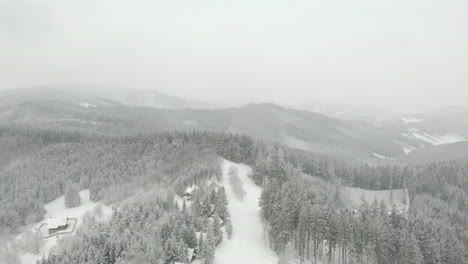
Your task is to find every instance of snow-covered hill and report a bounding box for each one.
[375,110,468,162]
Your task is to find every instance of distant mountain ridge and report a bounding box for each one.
[0,84,211,110]
[1,85,468,164]
[296,102,400,122]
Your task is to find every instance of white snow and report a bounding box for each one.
[434,134,467,145]
[373,153,385,159]
[372,153,395,161]
[408,128,466,145]
[401,117,424,124]
[215,159,278,264]
[79,102,96,109]
[185,184,199,195]
[41,190,112,226]
[46,217,67,229]
[16,190,112,263]
[403,146,416,155]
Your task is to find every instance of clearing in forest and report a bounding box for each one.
[214,159,278,264]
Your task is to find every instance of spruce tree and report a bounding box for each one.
[225,218,233,240]
[204,231,215,264]
[89,180,101,202]
[182,199,187,213]
[184,227,198,249]
[176,240,189,264]
[198,232,205,256]
[64,182,81,208]
[212,213,223,245]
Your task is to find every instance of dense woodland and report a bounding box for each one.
[0,124,467,263]
[253,145,468,263]
[258,171,466,264]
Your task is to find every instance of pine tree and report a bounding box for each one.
[400,232,423,264]
[64,182,81,208]
[175,178,186,197]
[89,180,101,202]
[215,187,229,220]
[212,213,223,245]
[182,199,187,213]
[176,240,189,264]
[184,227,198,249]
[204,224,216,264]
[225,218,233,240]
[198,232,205,256]
[165,236,189,264]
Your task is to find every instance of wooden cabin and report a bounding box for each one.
[47,217,68,235]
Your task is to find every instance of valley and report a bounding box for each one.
[1,1,467,262]
[0,88,467,264]
[2,86,468,164]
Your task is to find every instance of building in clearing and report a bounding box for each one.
[47,217,68,235]
[184,184,199,200]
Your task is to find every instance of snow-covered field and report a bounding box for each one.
[15,190,112,263]
[215,159,278,264]
[406,128,466,146]
[401,117,424,124]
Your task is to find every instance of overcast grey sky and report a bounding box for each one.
[0,0,467,112]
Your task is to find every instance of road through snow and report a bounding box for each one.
[214,159,278,264]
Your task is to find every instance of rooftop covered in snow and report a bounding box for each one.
[47,217,67,229]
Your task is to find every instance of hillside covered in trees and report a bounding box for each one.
[0,122,467,263]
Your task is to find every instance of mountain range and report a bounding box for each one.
[1,85,467,164]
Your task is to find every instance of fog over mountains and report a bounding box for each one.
[1,1,468,263]
[2,85,467,164]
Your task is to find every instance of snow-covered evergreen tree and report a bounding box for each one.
[184,227,198,249]
[64,182,81,208]
[278,242,294,264]
[203,226,215,264]
[225,218,233,240]
[212,213,223,245]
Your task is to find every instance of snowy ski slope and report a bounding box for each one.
[214,159,278,264]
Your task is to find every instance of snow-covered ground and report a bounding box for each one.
[215,159,278,264]
[407,128,466,146]
[16,190,112,263]
[42,190,111,224]
[372,153,395,161]
[401,117,424,124]
[79,102,96,109]
[403,146,416,155]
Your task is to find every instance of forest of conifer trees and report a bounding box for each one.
[1,124,467,263]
